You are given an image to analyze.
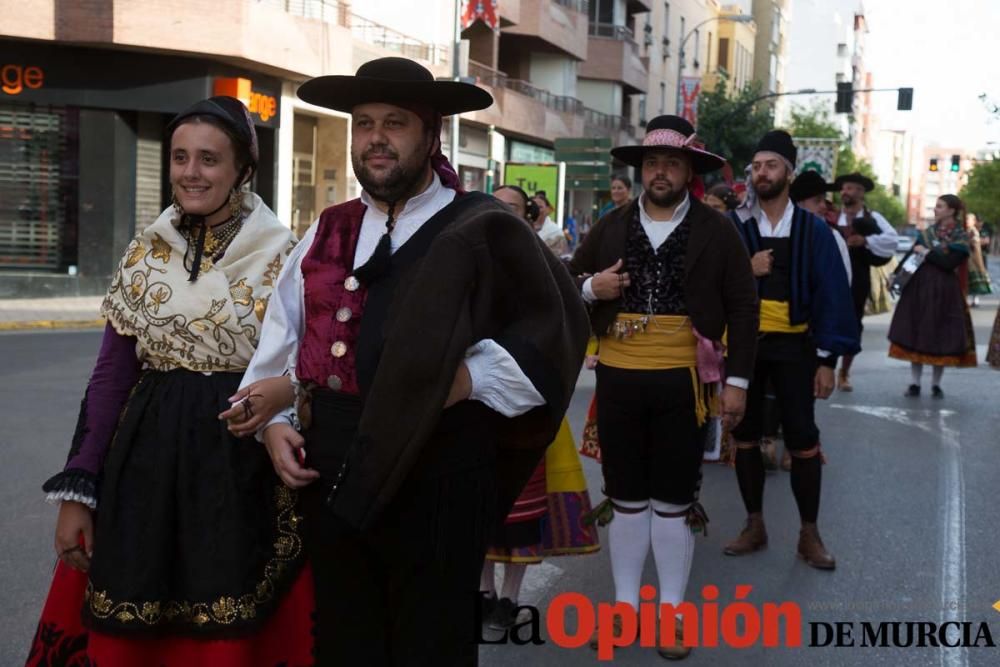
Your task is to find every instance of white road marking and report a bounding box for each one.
[830,404,967,667]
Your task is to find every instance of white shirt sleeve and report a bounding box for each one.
[726,376,750,390]
[240,221,317,437]
[831,227,853,285]
[581,276,598,303]
[463,339,546,417]
[865,211,899,258]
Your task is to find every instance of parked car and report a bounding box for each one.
[897,225,920,255]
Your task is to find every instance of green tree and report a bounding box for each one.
[696,73,774,175]
[960,160,1000,227]
[787,102,842,139]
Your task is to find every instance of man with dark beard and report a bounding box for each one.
[567,115,758,660]
[832,172,897,390]
[725,131,859,570]
[237,57,589,664]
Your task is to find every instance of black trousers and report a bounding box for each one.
[301,392,499,666]
[731,334,820,451]
[595,364,703,504]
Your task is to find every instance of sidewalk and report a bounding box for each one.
[0,296,104,331]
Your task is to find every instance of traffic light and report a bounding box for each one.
[929,158,938,172]
[897,87,913,111]
[835,82,853,113]
[950,155,960,172]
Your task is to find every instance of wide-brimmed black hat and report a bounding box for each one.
[833,172,875,192]
[611,115,725,174]
[297,57,493,116]
[790,169,834,202]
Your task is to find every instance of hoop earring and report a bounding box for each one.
[229,189,242,219]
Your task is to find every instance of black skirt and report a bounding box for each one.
[83,369,305,638]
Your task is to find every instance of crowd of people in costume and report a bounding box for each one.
[24,56,999,666]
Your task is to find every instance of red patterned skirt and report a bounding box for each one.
[26,561,315,667]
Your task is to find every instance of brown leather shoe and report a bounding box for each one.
[723,513,767,556]
[837,369,853,392]
[798,523,836,570]
[657,620,692,660]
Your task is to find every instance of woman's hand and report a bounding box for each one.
[54,501,94,572]
[219,376,294,438]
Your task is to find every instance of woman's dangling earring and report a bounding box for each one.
[229,188,242,219]
[171,191,184,217]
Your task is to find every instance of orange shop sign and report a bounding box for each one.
[1,64,45,96]
[214,77,277,123]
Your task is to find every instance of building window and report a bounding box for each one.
[0,103,79,272]
[718,37,730,70]
[660,81,666,114]
[638,94,647,124]
[707,31,712,70]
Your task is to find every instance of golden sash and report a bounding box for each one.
[759,299,808,334]
[599,314,715,426]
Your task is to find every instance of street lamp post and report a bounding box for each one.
[676,15,755,117]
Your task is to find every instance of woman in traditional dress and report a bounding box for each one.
[27,97,312,667]
[888,194,977,398]
[481,185,600,629]
[966,214,993,305]
[597,175,634,221]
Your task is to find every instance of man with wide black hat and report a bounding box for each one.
[238,57,589,664]
[725,131,859,570]
[567,115,758,660]
[791,169,852,284]
[832,172,898,391]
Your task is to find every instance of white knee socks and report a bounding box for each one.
[608,498,651,609]
[500,563,527,603]
[911,362,923,385]
[650,500,695,608]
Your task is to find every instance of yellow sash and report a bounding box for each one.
[759,299,808,334]
[599,314,715,425]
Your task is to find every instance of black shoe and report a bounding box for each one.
[905,384,920,397]
[489,597,519,630]
[480,592,497,623]
[932,385,944,399]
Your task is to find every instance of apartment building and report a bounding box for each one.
[751,0,789,123]
[702,4,756,95]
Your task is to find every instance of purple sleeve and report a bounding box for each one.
[42,323,141,505]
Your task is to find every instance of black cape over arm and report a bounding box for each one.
[330,204,590,530]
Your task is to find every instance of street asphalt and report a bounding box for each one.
[2,294,999,666]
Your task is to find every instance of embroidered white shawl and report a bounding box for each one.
[102,193,295,372]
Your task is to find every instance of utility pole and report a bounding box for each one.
[450,0,462,168]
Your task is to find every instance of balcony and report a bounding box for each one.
[467,60,640,147]
[499,0,521,26]
[501,0,590,61]
[578,23,649,94]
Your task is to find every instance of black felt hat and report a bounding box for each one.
[297,57,494,116]
[166,96,259,166]
[790,169,834,202]
[610,115,725,174]
[754,130,797,167]
[833,172,875,192]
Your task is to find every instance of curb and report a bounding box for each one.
[0,318,105,332]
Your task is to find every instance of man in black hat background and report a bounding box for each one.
[726,131,859,570]
[568,115,758,659]
[833,172,898,391]
[791,170,852,285]
[237,57,588,664]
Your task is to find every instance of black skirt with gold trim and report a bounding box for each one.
[84,369,304,638]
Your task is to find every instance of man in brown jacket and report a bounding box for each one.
[568,115,757,660]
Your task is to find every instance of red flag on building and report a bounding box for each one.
[461,0,499,31]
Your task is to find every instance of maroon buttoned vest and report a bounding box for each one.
[297,199,369,395]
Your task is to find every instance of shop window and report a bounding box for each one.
[0,103,79,271]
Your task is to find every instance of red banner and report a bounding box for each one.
[461,0,499,31]
[677,76,701,126]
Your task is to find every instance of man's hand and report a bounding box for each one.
[219,376,294,438]
[847,235,866,248]
[444,362,472,408]
[814,366,835,399]
[750,250,773,277]
[262,423,320,489]
[720,385,747,431]
[590,259,631,300]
